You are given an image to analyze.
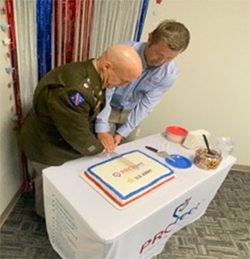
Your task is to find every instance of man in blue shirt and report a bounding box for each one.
[95,19,190,150]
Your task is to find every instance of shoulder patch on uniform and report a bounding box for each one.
[69,92,85,106]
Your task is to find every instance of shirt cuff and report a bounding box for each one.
[116,125,131,138]
[95,122,110,133]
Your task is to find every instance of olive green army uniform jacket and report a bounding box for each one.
[17,60,105,166]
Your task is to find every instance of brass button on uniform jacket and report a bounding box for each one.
[17,60,105,166]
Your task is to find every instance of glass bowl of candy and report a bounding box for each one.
[194,148,222,170]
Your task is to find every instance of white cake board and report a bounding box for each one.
[80,172,129,210]
[80,171,175,210]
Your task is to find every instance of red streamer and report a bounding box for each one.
[53,0,95,65]
[61,0,66,64]
[5,0,22,128]
[66,0,76,63]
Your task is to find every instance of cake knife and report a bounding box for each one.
[145,146,175,162]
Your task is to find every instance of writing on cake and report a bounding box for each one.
[112,162,145,177]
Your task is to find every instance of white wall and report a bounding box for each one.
[140,0,250,166]
[0,0,22,217]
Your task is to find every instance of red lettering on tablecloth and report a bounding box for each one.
[152,231,164,244]
[139,197,201,254]
[139,239,152,254]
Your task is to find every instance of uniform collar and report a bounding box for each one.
[84,59,105,101]
[85,59,102,88]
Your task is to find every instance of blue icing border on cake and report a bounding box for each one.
[87,150,174,201]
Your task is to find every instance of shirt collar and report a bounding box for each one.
[138,42,148,71]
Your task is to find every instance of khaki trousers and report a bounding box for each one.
[30,161,49,218]
[109,107,140,143]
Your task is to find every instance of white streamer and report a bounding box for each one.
[13,0,38,117]
[90,0,142,58]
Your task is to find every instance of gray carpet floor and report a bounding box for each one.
[0,170,249,259]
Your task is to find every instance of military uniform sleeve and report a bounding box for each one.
[46,87,104,156]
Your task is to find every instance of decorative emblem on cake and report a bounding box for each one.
[112,172,121,177]
[127,178,135,183]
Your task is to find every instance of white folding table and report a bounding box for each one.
[43,133,236,259]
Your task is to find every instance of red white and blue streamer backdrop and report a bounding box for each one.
[5,0,149,189]
[53,0,95,67]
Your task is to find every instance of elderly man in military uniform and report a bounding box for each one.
[17,44,142,218]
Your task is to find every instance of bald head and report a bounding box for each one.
[96,45,142,88]
[104,45,142,77]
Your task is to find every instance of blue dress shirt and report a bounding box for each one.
[95,41,180,138]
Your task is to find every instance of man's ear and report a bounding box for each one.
[103,61,112,71]
[147,33,153,44]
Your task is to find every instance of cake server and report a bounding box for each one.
[145,146,175,162]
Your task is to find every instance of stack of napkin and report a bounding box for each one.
[182,129,210,149]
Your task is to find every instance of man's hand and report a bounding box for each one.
[97,132,115,152]
[114,134,123,146]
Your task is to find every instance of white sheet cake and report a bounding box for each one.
[82,150,175,209]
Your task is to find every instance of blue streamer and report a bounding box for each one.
[37,0,53,80]
[134,0,150,41]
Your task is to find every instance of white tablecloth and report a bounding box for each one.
[43,133,236,259]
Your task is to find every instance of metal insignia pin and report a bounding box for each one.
[98,90,102,96]
[83,83,89,88]
[87,78,91,84]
